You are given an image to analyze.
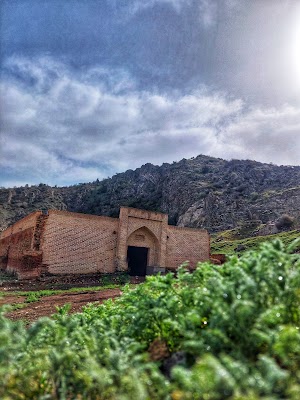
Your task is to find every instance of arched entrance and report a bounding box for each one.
[126,227,159,276]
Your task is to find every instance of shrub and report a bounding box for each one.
[0,240,300,399]
[275,214,294,230]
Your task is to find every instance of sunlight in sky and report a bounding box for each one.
[1,0,300,187]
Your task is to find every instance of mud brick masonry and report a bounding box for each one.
[0,207,210,280]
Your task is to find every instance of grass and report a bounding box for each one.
[0,283,131,323]
[0,301,28,314]
[211,229,300,255]
[4,303,27,311]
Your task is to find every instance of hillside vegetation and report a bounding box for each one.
[1,240,300,399]
[211,229,300,255]
[1,155,300,233]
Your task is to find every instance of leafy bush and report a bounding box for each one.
[0,239,300,399]
[276,214,295,231]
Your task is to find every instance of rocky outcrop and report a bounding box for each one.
[1,155,300,233]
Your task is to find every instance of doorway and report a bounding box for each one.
[127,246,148,276]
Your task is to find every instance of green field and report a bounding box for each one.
[1,239,300,399]
[211,229,300,255]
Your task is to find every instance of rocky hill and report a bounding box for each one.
[1,155,300,234]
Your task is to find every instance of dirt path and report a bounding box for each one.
[0,295,25,306]
[3,289,122,323]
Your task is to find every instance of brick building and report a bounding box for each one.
[0,207,210,280]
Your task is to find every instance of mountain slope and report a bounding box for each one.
[1,155,300,233]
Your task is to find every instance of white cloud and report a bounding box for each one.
[126,0,242,28]
[198,0,218,28]
[215,105,300,165]
[130,0,191,14]
[1,56,300,187]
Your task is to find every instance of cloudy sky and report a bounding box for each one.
[1,0,300,187]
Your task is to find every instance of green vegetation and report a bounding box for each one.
[100,272,130,285]
[275,214,295,231]
[211,229,300,255]
[4,303,27,312]
[0,240,300,399]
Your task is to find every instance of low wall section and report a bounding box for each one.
[42,211,119,275]
[166,226,210,270]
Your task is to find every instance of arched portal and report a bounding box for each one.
[126,226,159,276]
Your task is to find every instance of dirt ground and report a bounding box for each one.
[0,273,146,323]
[1,288,123,323]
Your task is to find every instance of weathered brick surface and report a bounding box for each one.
[166,226,210,270]
[0,211,42,278]
[42,211,118,274]
[0,236,10,270]
[0,211,42,239]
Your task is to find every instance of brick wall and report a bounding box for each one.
[42,211,119,275]
[0,211,42,278]
[0,211,42,239]
[166,226,210,270]
[1,207,211,279]
[0,236,10,270]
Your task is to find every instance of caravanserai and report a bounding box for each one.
[0,207,210,279]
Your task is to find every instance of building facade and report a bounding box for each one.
[0,207,210,280]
